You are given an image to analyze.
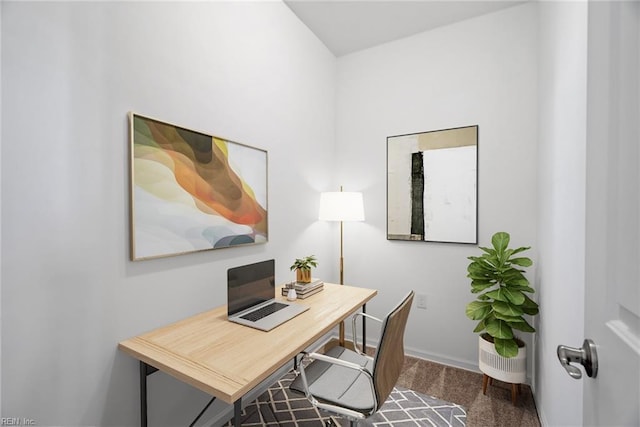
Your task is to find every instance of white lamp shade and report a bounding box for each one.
[319,192,365,221]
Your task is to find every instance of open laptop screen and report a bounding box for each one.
[227,259,275,316]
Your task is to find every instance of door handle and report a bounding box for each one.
[557,339,598,379]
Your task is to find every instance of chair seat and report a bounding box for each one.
[290,346,375,413]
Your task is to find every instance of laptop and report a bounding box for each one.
[227,259,309,331]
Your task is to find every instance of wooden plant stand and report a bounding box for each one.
[482,374,522,405]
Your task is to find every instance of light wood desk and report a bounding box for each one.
[119,283,377,427]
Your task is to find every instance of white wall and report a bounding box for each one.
[334,3,539,373]
[1,2,336,426]
[536,2,588,426]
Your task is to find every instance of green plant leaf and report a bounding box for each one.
[510,285,536,294]
[466,301,491,320]
[492,232,510,253]
[504,248,514,261]
[510,257,533,267]
[468,262,491,275]
[492,301,524,317]
[486,319,513,339]
[471,280,495,293]
[469,275,497,284]
[504,288,526,305]
[485,289,508,302]
[469,255,494,262]
[502,268,527,282]
[484,256,501,269]
[473,320,486,333]
[494,338,519,358]
[501,270,529,286]
[506,278,531,287]
[510,319,536,333]
[467,272,489,281]
[479,246,496,255]
[493,312,525,323]
[471,278,494,286]
[509,246,531,256]
[486,287,526,305]
[521,295,540,315]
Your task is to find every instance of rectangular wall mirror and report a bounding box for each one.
[387,125,478,244]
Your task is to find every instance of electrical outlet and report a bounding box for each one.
[416,294,427,309]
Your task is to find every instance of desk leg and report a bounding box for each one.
[139,361,158,427]
[362,303,367,354]
[140,362,149,427]
[233,399,242,427]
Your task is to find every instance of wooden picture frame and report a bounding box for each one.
[129,113,268,260]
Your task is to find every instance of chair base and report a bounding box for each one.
[325,417,356,427]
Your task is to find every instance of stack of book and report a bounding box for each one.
[282,279,324,299]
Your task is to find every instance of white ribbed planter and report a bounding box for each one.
[478,335,526,384]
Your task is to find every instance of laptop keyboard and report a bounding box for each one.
[240,302,288,322]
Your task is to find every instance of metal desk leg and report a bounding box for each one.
[362,303,367,354]
[233,399,242,427]
[140,362,147,427]
[139,361,158,427]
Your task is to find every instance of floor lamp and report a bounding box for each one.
[318,187,365,344]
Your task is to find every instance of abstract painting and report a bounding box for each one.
[129,113,268,260]
[387,125,477,244]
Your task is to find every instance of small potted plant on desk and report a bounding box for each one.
[290,255,318,283]
[465,231,539,405]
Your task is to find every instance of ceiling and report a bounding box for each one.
[284,0,527,57]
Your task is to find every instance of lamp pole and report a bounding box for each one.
[339,187,345,344]
[339,186,344,286]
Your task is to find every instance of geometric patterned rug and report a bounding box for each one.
[225,370,466,426]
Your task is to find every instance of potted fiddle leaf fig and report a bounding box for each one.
[465,232,539,386]
[290,255,318,283]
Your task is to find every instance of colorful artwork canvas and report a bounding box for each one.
[129,113,268,260]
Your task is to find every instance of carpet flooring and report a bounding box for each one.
[226,369,466,426]
[224,347,540,426]
[396,355,540,427]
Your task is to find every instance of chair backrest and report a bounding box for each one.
[371,291,415,407]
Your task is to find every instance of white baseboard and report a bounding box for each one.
[403,344,481,374]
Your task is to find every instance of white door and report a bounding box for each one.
[580,1,640,425]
